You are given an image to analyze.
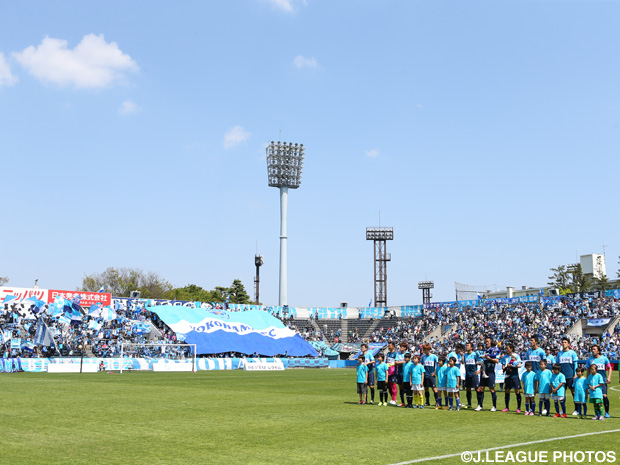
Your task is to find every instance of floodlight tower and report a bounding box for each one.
[254,254,264,305]
[366,227,393,307]
[418,281,434,305]
[266,141,305,306]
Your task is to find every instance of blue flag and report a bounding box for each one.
[98,285,105,293]
[34,319,55,347]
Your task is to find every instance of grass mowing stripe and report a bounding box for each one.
[388,429,620,465]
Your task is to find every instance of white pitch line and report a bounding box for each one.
[387,429,620,465]
[610,385,620,392]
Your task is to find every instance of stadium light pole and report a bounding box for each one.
[266,141,305,307]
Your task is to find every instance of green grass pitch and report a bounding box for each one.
[1,369,619,465]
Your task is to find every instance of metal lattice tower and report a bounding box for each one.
[254,254,263,304]
[418,281,434,305]
[366,227,393,307]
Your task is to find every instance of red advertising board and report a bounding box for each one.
[48,290,112,307]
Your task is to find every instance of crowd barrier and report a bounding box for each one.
[2,357,329,372]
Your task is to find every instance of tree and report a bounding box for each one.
[164,284,217,302]
[0,276,8,286]
[568,264,592,293]
[165,279,251,304]
[80,267,173,298]
[227,279,251,304]
[548,265,570,292]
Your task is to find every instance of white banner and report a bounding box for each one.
[240,358,285,371]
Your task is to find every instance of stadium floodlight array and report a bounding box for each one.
[120,343,197,373]
[266,141,305,307]
[266,141,304,189]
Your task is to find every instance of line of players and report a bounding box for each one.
[355,336,613,419]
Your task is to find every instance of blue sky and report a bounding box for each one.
[1,0,618,307]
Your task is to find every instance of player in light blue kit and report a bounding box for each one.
[535,359,552,416]
[573,367,588,418]
[375,354,389,406]
[585,345,612,418]
[550,363,567,417]
[521,361,536,415]
[446,356,461,411]
[587,364,605,420]
[411,354,426,408]
[526,335,545,373]
[436,356,448,409]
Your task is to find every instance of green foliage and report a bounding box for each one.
[80,267,173,298]
[165,279,251,304]
[547,265,570,292]
[81,268,251,304]
[228,279,251,304]
[569,263,592,292]
[549,264,593,293]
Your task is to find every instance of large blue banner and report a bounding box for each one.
[149,306,318,357]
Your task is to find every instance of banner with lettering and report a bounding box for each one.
[149,306,319,356]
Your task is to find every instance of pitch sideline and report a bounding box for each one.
[387,429,620,465]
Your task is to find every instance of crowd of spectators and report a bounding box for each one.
[1,293,619,361]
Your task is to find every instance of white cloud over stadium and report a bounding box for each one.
[13,34,139,89]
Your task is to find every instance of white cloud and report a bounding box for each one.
[366,149,380,158]
[0,52,18,86]
[13,34,138,89]
[118,99,140,115]
[266,0,306,12]
[293,55,318,70]
[223,125,250,149]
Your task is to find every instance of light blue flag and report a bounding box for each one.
[100,306,117,321]
[98,285,105,293]
[34,319,55,347]
[2,295,17,305]
[58,314,71,325]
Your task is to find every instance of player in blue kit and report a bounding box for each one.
[421,344,439,407]
[394,342,409,406]
[446,356,461,410]
[463,342,480,409]
[375,354,389,406]
[558,337,579,415]
[360,343,376,404]
[526,336,545,373]
[501,343,522,413]
[550,363,567,418]
[544,347,556,366]
[475,337,500,412]
[535,359,552,416]
[521,361,536,415]
[585,345,613,418]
